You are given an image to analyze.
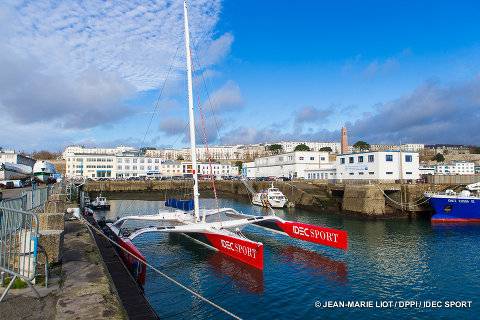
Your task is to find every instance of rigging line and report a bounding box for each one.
[189,48,222,225]
[190,36,224,145]
[140,35,183,149]
[79,217,243,320]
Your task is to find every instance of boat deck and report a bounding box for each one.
[85,215,159,320]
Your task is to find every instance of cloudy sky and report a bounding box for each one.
[1,0,479,153]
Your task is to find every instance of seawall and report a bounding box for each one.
[84,180,447,219]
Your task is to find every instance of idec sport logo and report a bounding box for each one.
[281,222,348,250]
[206,234,264,270]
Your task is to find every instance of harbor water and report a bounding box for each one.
[95,197,480,319]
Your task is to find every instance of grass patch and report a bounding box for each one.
[314,195,337,207]
[4,277,27,289]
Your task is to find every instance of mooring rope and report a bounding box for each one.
[375,184,431,208]
[79,217,243,320]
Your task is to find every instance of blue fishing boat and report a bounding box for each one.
[425,182,480,222]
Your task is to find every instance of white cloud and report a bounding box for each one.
[4,0,224,91]
[202,80,246,114]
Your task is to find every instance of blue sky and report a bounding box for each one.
[1,0,479,153]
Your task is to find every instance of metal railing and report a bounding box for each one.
[0,183,61,302]
[0,207,49,302]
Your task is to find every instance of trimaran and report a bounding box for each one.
[104,1,348,287]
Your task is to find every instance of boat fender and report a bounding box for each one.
[132,260,139,281]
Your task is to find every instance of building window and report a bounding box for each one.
[359,172,364,175]
[117,159,122,163]
[369,172,374,175]
[386,155,393,161]
[405,155,412,162]
[406,172,412,175]
[368,155,374,162]
[349,172,354,175]
[321,157,325,161]
[349,157,354,163]
[299,157,304,160]
[358,156,364,163]
[340,158,345,164]
[310,157,314,160]
[386,172,393,174]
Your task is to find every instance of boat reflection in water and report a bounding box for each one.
[169,233,265,294]
[278,246,348,286]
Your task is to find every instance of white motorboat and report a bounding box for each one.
[88,195,111,210]
[252,183,288,208]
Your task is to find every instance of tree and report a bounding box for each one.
[353,141,370,151]
[320,147,332,152]
[269,144,283,154]
[176,156,184,161]
[433,153,445,162]
[294,144,310,151]
[235,161,243,174]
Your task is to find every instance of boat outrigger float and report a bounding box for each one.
[103,1,347,286]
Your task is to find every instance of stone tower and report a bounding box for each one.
[341,127,348,154]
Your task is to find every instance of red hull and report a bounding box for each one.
[118,238,147,286]
[204,233,264,270]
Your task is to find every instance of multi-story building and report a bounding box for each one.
[254,151,330,179]
[66,154,116,178]
[429,160,475,175]
[65,152,162,179]
[62,145,134,159]
[423,144,470,155]
[336,151,420,182]
[370,143,424,152]
[272,141,342,154]
[116,152,162,178]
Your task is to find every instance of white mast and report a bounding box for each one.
[184,1,200,221]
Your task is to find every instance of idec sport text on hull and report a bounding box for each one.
[292,225,339,243]
[221,239,257,258]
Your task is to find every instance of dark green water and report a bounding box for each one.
[97,197,480,319]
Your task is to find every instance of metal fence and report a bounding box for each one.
[0,207,49,302]
[0,183,61,302]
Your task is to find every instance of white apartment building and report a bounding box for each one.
[66,154,116,178]
[336,151,420,181]
[254,151,330,179]
[62,145,134,159]
[162,161,183,177]
[369,143,424,152]
[430,160,475,175]
[65,152,162,178]
[274,141,342,154]
[116,153,162,178]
